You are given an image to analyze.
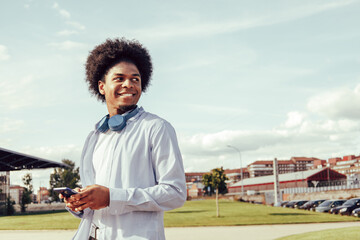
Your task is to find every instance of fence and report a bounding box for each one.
[283,180,360,194]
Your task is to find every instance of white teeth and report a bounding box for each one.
[121,93,133,96]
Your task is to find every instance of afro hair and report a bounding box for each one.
[85,38,153,102]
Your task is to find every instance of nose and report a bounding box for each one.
[122,78,134,88]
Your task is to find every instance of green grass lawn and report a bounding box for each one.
[0,210,80,230]
[276,226,360,240]
[164,199,360,227]
[0,200,358,230]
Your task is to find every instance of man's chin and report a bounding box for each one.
[117,105,137,115]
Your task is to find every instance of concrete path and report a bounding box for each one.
[1,222,359,240]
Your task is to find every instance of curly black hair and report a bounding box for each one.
[85,38,153,102]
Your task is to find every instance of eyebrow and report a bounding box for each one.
[113,73,141,77]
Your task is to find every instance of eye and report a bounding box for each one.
[132,78,140,82]
[114,77,124,81]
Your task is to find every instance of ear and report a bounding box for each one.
[98,80,105,95]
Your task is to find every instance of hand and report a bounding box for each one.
[59,188,82,211]
[65,185,110,212]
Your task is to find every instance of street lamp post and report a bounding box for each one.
[227,145,244,197]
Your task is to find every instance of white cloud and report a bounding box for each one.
[66,21,86,30]
[132,0,355,40]
[48,41,86,50]
[285,111,305,128]
[179,129,290,158]
[59,9,71,19]
[0,118,25,133]
[0,75,38,109]
[308,84,360,120]
[21,144,82,163]
[56,29,79,36]
[0,45,10,61]
[179,101,360,172]
[10,169,55,191]
[52,2,71,19]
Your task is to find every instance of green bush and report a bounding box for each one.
[6,197,15,216]
[0,197,15,216]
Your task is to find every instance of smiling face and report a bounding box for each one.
[98,61,142,117]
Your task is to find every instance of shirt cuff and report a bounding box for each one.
[66,206,84,218]
[108,187,127,215]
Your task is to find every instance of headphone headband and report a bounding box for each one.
[96,107,139,133]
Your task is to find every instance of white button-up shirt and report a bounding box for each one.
[70,107,186,240]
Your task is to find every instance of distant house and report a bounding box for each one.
[247,157,325,177]
[224,168,249,183]
[185,172,207,198]
[37,187,50,203]
[329,155,360,175]
[10,185,24,204]
[185,172,207,183]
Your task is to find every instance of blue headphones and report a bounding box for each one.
[96,107,139,133]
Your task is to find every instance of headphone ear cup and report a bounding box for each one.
[109,115,126,131]
[96,107,139,133]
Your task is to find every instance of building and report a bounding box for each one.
[329,155,360,175]
[328,157,342,167]
[9,185,24,204]
[291,157,321,171]
[313,159,327,169]
[0,172,10,202]
[248,161,274,177]
[277,160,296,173]
[247,157,324,178]
[185,172,207,198]
[224,168,249,183]
[37,187,50,203]
[185,172,207,183]
[228,168,346,193]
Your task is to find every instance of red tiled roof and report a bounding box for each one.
[185,172,208,176]
[224,168,248,174]
[250,161,273,165]
[291,157,321,161]
[278,160,293,165]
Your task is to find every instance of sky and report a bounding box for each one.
[1,0,360,192]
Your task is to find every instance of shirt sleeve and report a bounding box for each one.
[107,120,187,215]
[66,206,91,219]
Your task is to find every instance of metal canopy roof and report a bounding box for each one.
[0,147,69,171]
[230,168,346,188]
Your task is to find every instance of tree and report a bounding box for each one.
[5,196,15,215]
[20,173,33,212]
[202,167,228,217]
[49,159,80,202]
[202,174,214,196]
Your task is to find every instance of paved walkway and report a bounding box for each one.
[1,222,359,240]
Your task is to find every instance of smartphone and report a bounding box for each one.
[54,187,78,198]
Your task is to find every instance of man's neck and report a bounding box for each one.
[112,105,137,116]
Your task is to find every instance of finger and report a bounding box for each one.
[68,198,86,208]
[75,202,92,211]
[66,202,77,211]
[73,187,94,200]
[69,192,85,201]
[66,196,78,203]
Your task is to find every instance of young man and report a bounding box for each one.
[64,38,186,240]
